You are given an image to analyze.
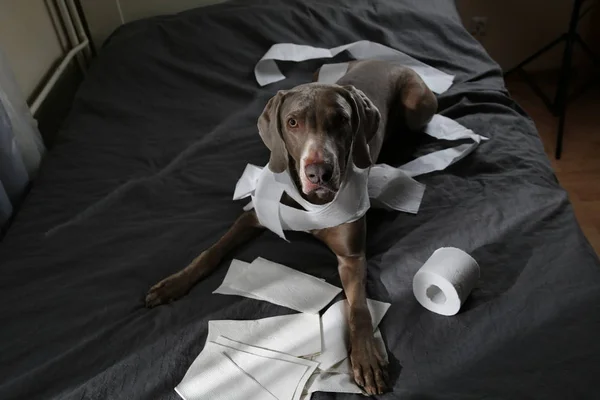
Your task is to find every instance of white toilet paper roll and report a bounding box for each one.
[412,247,480,316]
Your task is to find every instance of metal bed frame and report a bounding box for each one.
[29,0,92,115]
[29,0,225,115]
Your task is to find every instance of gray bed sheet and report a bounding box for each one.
[1,0,600,399]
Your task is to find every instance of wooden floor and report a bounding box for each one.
[506,75,600,256]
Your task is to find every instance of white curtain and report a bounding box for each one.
[0,47,46,229]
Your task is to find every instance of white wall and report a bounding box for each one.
[0,0,67,99]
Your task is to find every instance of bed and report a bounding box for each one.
[2,0,600,399]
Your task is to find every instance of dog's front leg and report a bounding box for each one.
[339,254,388,395]
[146,210,264,307]
[313,218,388,395]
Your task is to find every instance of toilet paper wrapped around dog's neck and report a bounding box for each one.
[235,139,372,240]
[233,41,488,240]
[234,114,483,240]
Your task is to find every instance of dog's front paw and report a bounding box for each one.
[145,272,191,308]
[350,333,389,395]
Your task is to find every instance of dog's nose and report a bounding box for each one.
[305,163,334,184]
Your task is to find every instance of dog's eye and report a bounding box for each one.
[338,114,350,125]
[287,118,298,128]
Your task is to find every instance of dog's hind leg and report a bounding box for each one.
[394,67,438,131]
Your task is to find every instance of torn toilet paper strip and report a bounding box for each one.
[207,313,321,357]
[304,372,363,395]
[214,257,342,314]
[175,342,278,400]
[367,164,426,212]
[214,336,319,400]
[213,259,263,301]
[254,40,454,93]
[313,298,391,370]
[325,357,352,375]
[400,115,487,177]
[214,259,328,300]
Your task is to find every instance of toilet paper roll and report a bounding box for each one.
[412,247,480,316]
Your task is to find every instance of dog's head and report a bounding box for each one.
[258,83,380,204]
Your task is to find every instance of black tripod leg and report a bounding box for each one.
[504,34,566,76]
[574,34,600,65]
[554,0,584,159]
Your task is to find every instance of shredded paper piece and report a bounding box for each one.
[214,257,342,314]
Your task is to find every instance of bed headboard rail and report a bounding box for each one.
[30,0,92,115]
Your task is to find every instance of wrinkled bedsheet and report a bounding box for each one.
[1,0,600,399]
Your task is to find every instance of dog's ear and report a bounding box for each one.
[342,85,380,169]
[257,90,289,173]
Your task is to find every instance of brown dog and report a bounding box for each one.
[146,60,437,395]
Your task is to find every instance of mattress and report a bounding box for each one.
[1,0,600,399]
